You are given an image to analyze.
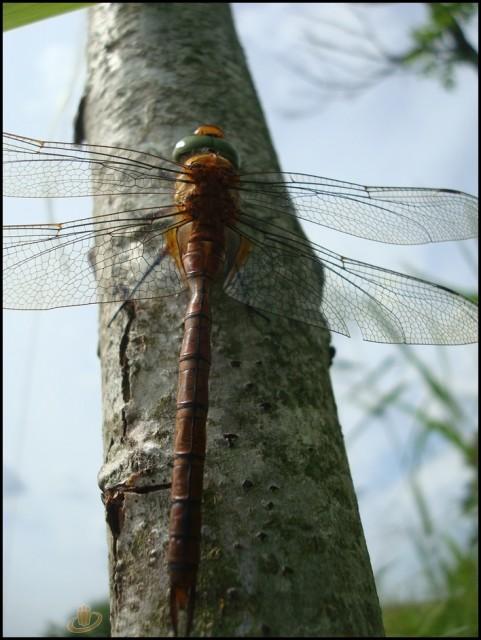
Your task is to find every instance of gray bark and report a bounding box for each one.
[83,3,384,636]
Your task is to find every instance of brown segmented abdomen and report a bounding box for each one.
[167,153,240,635]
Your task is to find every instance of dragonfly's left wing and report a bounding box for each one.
[238,172,478,245]
[3,132,182,199]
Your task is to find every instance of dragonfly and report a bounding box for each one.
[3,125,478,635]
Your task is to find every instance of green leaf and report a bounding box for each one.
[3,3,95,31]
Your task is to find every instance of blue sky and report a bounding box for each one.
[3,4,478,636]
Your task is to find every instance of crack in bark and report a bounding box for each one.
[101,478,171,625]
[103,489,125,538]
[119,300,136,404]
[102,481,170,553]
[73,93,87,144]
[101,478,171,611]
[104,481,172,499]
[121,408,128,439]
[119,482,172,494]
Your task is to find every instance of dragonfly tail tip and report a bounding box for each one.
[170,585,196,637]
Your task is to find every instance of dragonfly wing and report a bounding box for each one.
[3,132,182,199]
[3,214,186,310]
[224,223,335,331]
[224,221,478,345]
[238,173,478,245]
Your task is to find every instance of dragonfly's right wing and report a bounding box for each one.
[3,212,187,310]
[225,218,478,345]
[238,172,478,245]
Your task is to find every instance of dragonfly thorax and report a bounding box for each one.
[175,153,240,225]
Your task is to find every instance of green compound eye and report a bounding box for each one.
[173,128,240,168]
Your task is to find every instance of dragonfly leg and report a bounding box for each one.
[107,291,136,328]
[107,248,169,327]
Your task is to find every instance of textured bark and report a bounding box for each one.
[83,3,384,637]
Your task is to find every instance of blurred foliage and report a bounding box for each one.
[382,542,478,637]
[400,3,478,88]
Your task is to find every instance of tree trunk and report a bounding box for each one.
[82,3,384,636]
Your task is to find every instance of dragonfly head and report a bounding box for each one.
[173,124,240,169]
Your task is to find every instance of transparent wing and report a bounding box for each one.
[4,132,478,338]
[3,209,186,310]
[224,218,478,345]
[3,132,183,199]
[238,172,478,245]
